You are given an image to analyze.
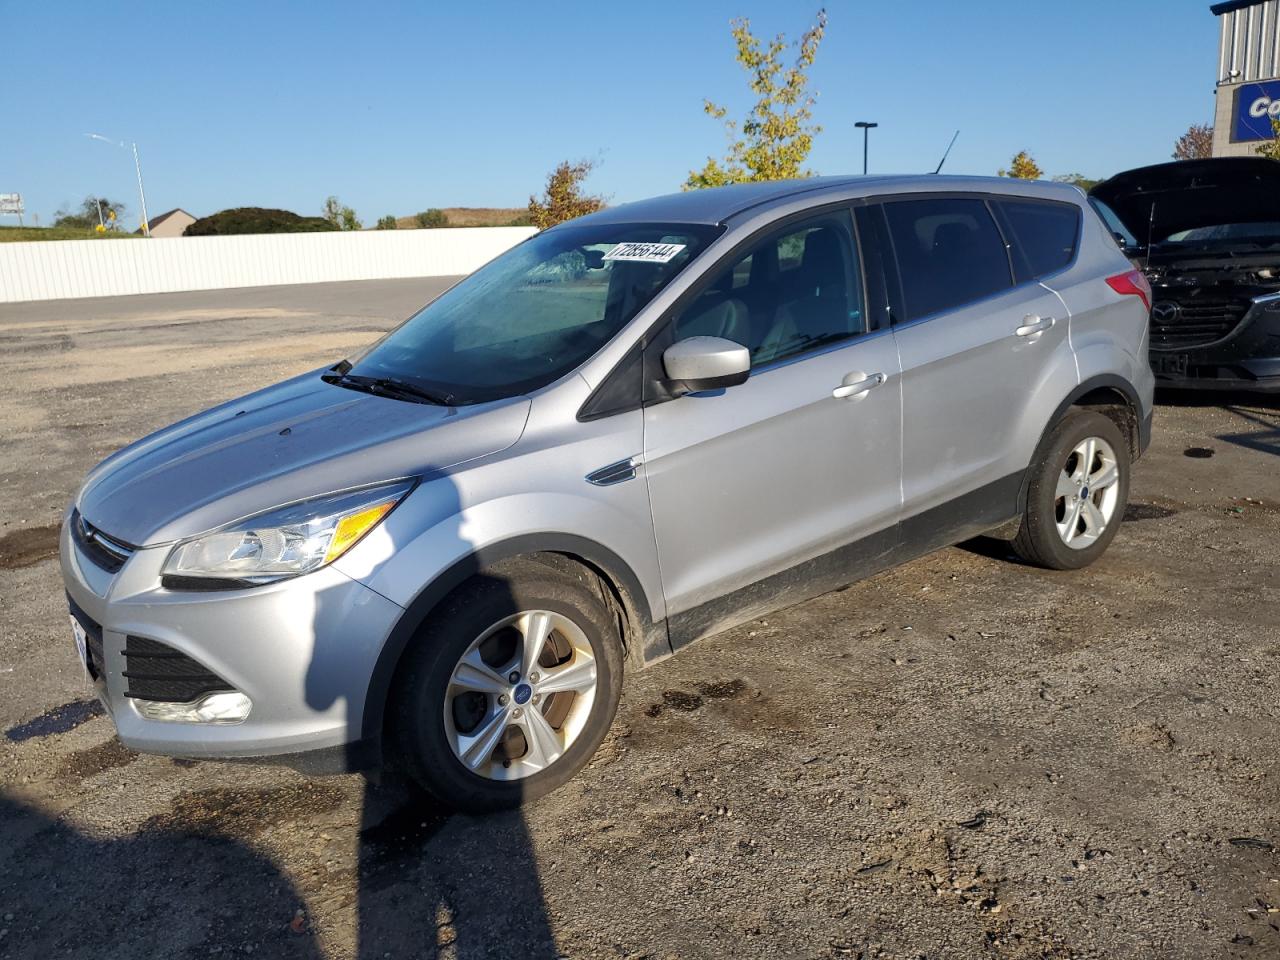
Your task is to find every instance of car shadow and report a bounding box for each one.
[0,791,324,958]
[1218,404,1280,458]
[304,469,560,959]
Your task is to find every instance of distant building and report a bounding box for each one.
[138,208,196,238]
[1212,0,1280,156]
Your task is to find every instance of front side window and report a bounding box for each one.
[882,198,1013,322]
[996,198,1081,282]
[672,209,864,367]
[346,222,720,403]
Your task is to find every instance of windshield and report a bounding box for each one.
[1161,222,1280,245]
[343,221,721,403]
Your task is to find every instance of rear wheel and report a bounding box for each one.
[1012,410,1130,570]
[390,558,623,810]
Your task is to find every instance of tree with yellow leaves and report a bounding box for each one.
[999,151,1043,180]
[1256,119,1280,161]
[686,10,828,189]
[528,159,606,230]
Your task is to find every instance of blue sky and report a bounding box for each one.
[2,0,1219,228]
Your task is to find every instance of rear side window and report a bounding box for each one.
[882,198,1012,322]
[996,199,1081,282]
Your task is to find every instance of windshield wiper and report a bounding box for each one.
[322,372,455,406]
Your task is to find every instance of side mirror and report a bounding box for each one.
[662,336,750,395]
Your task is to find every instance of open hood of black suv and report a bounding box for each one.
[1090,158,1280,242]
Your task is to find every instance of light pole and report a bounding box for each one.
[854,121,878,175]
[85,133,151,236]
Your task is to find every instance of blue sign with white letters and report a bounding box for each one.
[1233,79,1280,142]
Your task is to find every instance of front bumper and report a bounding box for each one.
[1150,292,1280,392]
[59,509,405,764]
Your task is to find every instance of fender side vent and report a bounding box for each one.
[586,457,640,486]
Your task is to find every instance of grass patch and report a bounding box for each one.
[0,225,141,242]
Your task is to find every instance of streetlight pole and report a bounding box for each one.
[854,121,878,175]
[85,133,151,236]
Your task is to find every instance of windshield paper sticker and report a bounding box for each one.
[603,242,687,264]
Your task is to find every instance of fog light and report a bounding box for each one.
[135,691,252,724]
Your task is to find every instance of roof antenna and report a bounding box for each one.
[932,130,960,174]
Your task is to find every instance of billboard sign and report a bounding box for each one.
[0,193,22,216]
[1233,79,1280,142]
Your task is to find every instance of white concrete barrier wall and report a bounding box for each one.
[0,226,538,303]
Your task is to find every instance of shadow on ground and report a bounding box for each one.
[0,791,323,958]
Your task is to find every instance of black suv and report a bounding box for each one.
[1090,157,1280,393]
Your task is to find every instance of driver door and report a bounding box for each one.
[641,208,904,646]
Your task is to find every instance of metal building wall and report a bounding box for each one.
[1218,0,1280,82]
[1213,0,1280,156]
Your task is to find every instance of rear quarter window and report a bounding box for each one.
[996,199,1081,282]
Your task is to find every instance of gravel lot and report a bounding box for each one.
[1,280,1278,960]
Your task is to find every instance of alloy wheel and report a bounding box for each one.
[1054,436,1121,549]
[443,610,598,781]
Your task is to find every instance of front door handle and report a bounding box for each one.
[832,371,886,399]
[1015,315,1055,337]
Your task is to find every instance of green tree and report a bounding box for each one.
[686,10,828,189]
[375,214,397,230]
[54,196,128,229]
[183,208,336,236]
[1257,118,1280,160]
[1172,122,1213,161]
[528,159,606,229]
[998,151,1043,179]
[415,208,449,228]
[322,196,362,230]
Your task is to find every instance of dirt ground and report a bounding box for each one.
[1,279,1278,960]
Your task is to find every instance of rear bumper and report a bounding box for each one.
[1153,367,1280,393]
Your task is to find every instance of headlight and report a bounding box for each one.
[162,480,414,586]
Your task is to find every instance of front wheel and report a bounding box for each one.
[1012,410,1130,570]
[390,557,623,811]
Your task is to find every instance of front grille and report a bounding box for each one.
[67,596,106,681]
[122,636,234,703]
[1150,295,1252,350]
[71,510,136,573]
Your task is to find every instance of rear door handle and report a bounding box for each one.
[832,371,886,399]
[1015,315,1055,337]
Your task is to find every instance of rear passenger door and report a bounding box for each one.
[875,195,1079,531]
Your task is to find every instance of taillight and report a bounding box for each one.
[1105,269,1152,312]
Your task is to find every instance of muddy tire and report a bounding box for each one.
[1012,410,1130,571]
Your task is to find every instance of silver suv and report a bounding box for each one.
[61,176,1154,809]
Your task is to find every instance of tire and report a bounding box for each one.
[1011,410,1131,571]
[389,557,623,811]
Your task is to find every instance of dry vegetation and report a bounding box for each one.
[394,207,529,229]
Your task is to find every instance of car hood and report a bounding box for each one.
[76,368,531,546]
[1090,158,1280,242]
